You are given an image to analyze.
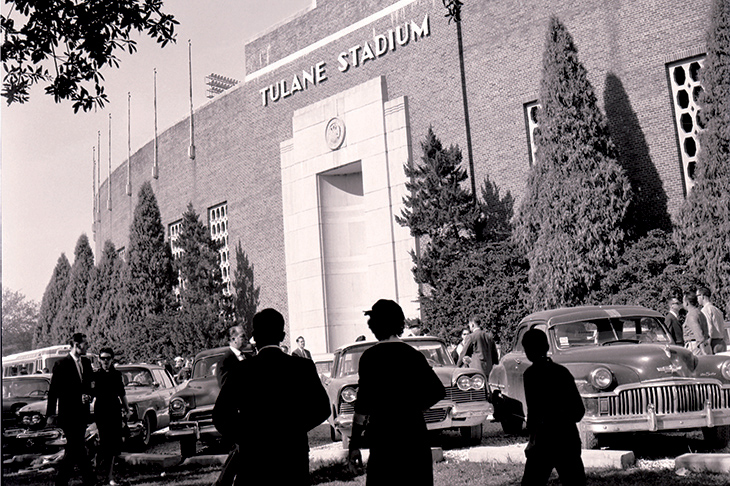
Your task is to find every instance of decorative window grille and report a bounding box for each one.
[524,101,541,166]
[168,220,183,295]
[208,203,230,293]
[667,56,705,195]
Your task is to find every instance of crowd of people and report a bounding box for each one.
[44,284,726,486]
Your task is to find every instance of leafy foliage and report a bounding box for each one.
[2,0,177,111]
[513,17,631,310]
[420,241,529,350]
[588,229,691,311]
[34,253,70,348]
[442,0,464,22]
[2,287,39,356]
[50,234,94,343]
[232,241,260,340]
[396,126,479,288]
[170,203,232,356]
[674,0,730,316]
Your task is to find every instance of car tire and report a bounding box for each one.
[702,425,730,449]
[180,437,197,458]
[460,423,483,444]
[330,425,342,442]
[578,421,598,449]
[135,413,153,450]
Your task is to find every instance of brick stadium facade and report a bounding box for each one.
[95,0,712,354]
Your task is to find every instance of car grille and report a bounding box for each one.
[444,386,488,403]
[188,409,213,423]
[602,383,728,416]
[338,402,449,424]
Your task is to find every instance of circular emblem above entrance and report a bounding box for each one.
[325,117,346,150]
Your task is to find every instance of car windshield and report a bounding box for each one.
[120,368,155,387]
[335,340,452,377]
[2,379,50,399]
[550,316,671,350]
[192,355,222,379]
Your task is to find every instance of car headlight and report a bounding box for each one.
[457,374,485,391]
[22,413,43,425]
[340,386,357,403]
[590,367,613,390]
[169,397,188,418]
[721,360,730,380]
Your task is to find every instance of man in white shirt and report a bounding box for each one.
[697,286,727,354]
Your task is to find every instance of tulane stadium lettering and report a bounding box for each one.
[259,14,431,107]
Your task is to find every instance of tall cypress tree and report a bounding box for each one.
[50,234,94,343]
[675,0,730,315]
[171,203,231,356]
[514,17,631,309]
[35,253,71,348]
[124,181,174,360]
[232,242,260,340]
[396,126,479,289]
[86,241,124,348]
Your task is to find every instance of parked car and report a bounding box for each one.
[166,345,254,457]
[313,353,334,382]
[2,374,54,459]
[10,363,179,456]
[326,337,493,448]
[489,305,730,449]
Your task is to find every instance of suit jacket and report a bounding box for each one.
[217,347,245,388]
[291,347,312,360]
[457,329,499,378]
[213,346,330,485]
[665,312,683,346]
[46,354,93,431]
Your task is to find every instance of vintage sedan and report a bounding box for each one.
[489,305,730,449]
[10,363,179,454]
[326,337,492,448]
[166,345,254,457]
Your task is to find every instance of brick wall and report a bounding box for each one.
[96,0,712,332]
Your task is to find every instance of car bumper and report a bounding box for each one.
[334,401,492,436]
[2,427,66,456]
[165,420,220,441]
[583,402,730,435]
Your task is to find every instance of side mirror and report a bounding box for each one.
[153,382,160,389]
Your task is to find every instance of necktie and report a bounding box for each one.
[75,359,83,380]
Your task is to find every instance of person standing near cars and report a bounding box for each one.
[92,347,131,486]
[348,299,445,485]
[214,325,249,486]
[457,317,499,379]
[292,336,313,359]
[683,292,711,355]
[46,333,95,486]
[521,328,586,486]
[213,309,330,485]
[697,286,727,353]
[665,293,684,347]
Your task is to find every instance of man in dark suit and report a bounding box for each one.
[46,333,95,486]
[213,309,330,485]
[665,294,684,346]
[217,325,247,388]
[291,335,312,359]
[214,324,249,486]
[457,317,499,379]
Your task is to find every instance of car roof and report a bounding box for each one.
[520,305,663,327]
[3,374,51,380]
[194,346,229,359]
[117,364,167,371]
[334,336,446,354]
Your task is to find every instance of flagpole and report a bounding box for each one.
[188,39,196,160]
[92,145,97,239]
[97,131,101,222]
[127,92,132,196]
[108,114,113,211]
[153,68,159,179]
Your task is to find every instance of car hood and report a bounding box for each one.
[555,344,702,383]
[3,397,43,414]
[125,386,159,399]
[18,399,47,414]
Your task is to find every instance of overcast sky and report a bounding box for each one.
[1,0,313,303]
